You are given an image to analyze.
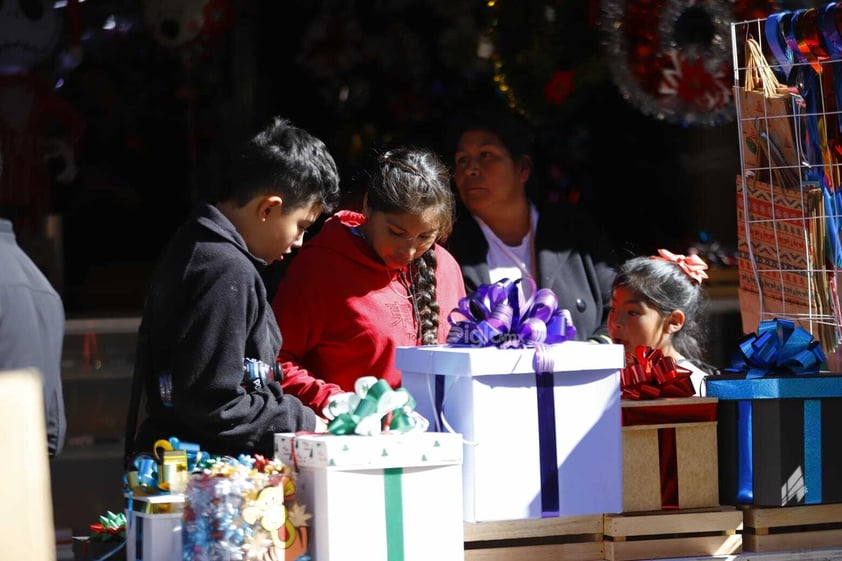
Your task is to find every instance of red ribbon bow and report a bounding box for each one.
[652,248,709,284]
[620,346,695,399]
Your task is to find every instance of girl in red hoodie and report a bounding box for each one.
[272,146,467,416]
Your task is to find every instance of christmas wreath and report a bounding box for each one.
[602,0,735,126]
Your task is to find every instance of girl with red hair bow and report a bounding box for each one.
[608,249,718,396]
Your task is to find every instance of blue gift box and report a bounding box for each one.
[706,374,842,506]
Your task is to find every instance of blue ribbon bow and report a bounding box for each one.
[725,319,826,379]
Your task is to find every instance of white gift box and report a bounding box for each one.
[125,494,183,561]
[395,341,624,522]
[275,430,462,468]
[275,432,464,561]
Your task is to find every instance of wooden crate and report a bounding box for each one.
[603,507,743,561]
[742,503,842,552]
[463,515,603,561]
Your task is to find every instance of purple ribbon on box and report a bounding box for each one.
[716,318,825,504]
[446,278,576,351]
[445,279,576,517]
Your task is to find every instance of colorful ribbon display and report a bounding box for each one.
[764,5,842,267]
[724,318,826,379]
[323,376,428,436]
[444,280,576,517]
[620,346,696,400]
[128,436,204,495]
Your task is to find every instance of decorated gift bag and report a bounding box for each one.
[735,173,837,350]
[737,36,800,188]
[182,455,311,561]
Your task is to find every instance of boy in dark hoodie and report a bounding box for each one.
[127,116,340,461]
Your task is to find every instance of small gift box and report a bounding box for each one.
[124,495,183,561]
[622,398,720,512]
[275,378,464,561]
[707,319,842,506]
[396,280,624,522]
[620,346,720,512]
[123,436,198,561]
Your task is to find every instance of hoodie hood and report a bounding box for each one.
[304,209,396,274]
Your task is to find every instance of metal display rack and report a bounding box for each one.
[732,7,842,367]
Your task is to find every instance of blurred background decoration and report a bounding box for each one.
[0,0,793,315]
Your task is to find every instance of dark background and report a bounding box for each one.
[2,0,787,317]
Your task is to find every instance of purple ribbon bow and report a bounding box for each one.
[446,278,577,349]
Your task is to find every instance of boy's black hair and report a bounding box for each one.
[214,116,341,213]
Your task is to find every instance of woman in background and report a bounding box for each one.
[446,106,617,343]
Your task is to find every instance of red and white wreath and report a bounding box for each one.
[602,0,736,126]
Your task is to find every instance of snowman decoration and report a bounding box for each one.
[0,0,84,237]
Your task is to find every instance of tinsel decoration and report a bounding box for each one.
[486,0,607,124]
[602,0,736,126]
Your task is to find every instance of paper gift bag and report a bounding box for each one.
[738,37,799,188]
[735,174,837,351]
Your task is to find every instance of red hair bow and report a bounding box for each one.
[652,249,709,284]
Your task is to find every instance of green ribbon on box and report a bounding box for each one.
[384,467,405,561]
[325,376,427,436]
